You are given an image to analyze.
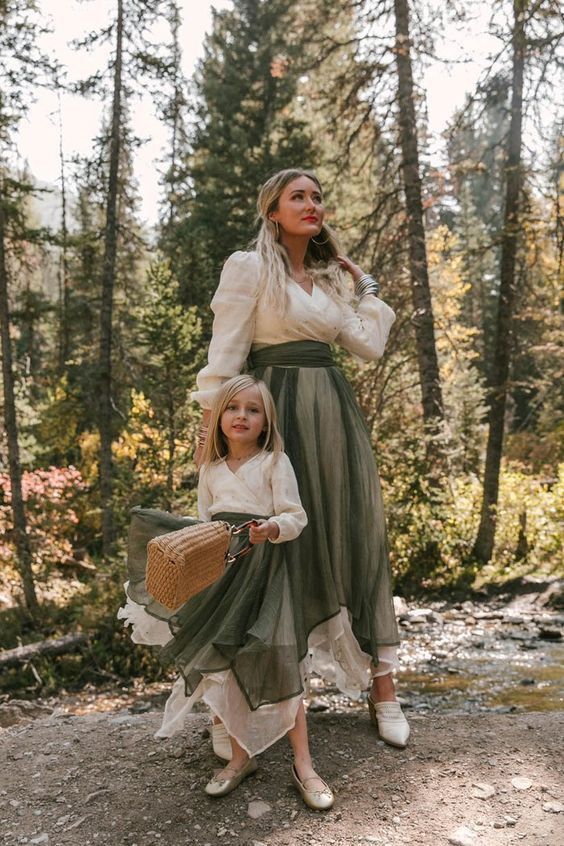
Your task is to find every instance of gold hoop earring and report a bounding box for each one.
[270,219,279,240]
[311,232,329,246]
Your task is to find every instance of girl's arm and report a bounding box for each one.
[191,251,260,410]
[265,452,308,544]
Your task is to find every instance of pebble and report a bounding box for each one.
[512,777,533,790]
[30,836,49,845]
[448,826,477,845]
[472,781,495,799]
[247,800,272,819]
[542,801,564,813]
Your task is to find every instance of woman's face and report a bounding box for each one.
[269,176,325,239]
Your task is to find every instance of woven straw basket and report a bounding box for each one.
[146,521,231,610]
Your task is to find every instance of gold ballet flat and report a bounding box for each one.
[204,757,258,798]
[292,764,334,811]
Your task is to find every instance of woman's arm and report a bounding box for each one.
[335,254,396,361]
[191,251,260,409]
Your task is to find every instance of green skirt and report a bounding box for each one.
[124,340,399,711]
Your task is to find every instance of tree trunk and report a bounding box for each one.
[473,0,526,563]
[57,90,70,373]
[393,0,445,469]
[0,191,39,616]
[99,0,124,558]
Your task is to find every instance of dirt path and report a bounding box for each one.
[1,708,562,846]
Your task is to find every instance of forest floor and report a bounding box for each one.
[1,579,563,846]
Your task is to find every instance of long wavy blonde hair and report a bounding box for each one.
[254,168,350,313]
[201,375,284,466]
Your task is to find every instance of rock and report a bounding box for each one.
[393,596,409,618]
[504,816,518,826]
[247,800,272,819]
[538,627,562,640]
[308,698,329,712]
[30,836,49,845]
[511,777,533,790]
[542,801,564,813]
[448,825,477,845]
[472,781,496,799]
[518,678,536,686]
[0,700,53,728]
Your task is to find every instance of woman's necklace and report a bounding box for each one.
[292,268,314,294]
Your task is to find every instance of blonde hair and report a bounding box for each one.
[201,375,284,466]
[254,168,350,313]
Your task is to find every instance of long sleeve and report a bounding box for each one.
[268,453,308,544]
[192,251,260,409]
[336,294,396,361]
[197,467,213,522]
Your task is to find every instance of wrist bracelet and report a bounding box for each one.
[355,273,380,298]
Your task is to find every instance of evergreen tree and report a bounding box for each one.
[0,0,55,615]
[165,0,317,310]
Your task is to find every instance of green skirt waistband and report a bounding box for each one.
[212,511,268,524]
[247,340,335,369]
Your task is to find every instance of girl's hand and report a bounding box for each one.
[249,519,280,545]
[335,254,365,282]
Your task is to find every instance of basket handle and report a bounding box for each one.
[227,520,259,564]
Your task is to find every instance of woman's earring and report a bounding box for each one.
[273,220,280,240]
[311,230,330,246]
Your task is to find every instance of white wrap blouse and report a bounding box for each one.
[198,451,308,544]
[192,250,396,409]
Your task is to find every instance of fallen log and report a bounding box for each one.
[0,632,89,668]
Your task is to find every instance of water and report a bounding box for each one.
[308,601,564,715]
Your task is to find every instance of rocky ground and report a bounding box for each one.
[1,583,563,846]
[1,709,563,846]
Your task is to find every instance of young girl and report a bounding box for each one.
[119,375,334,810]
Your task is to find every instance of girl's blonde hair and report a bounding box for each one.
[201,375,284,466]
[254,168,350,313]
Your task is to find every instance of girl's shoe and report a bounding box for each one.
[291,765,334,811]
[204,757,258,797]
[211,722,232,761]
[368,696,410,748]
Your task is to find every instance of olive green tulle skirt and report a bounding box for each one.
[124,340,399,711]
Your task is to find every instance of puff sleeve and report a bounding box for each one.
[336,295,396,361]
[267,453,308,544]
[191,251,260,409]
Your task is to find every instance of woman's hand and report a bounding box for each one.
[336,254,365,282]
[249,519,280,545]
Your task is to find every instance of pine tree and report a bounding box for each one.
[165,0,317,310]
[0,0,56,615]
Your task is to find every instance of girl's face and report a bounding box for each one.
[269,176,325,239]
[220,386,266,451]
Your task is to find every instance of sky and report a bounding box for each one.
[16,1,499,227]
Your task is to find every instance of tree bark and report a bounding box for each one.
[0,632,88,668]
[393,0,445,469]
[473,0,526,563]
[98,0,124,557]
[0,191,39,616]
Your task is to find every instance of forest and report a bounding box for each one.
[0,0,562,694]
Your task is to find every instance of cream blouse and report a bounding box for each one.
[192,250,396,409]
[198,450,308,544]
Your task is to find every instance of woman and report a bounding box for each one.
[193,168,409,749]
